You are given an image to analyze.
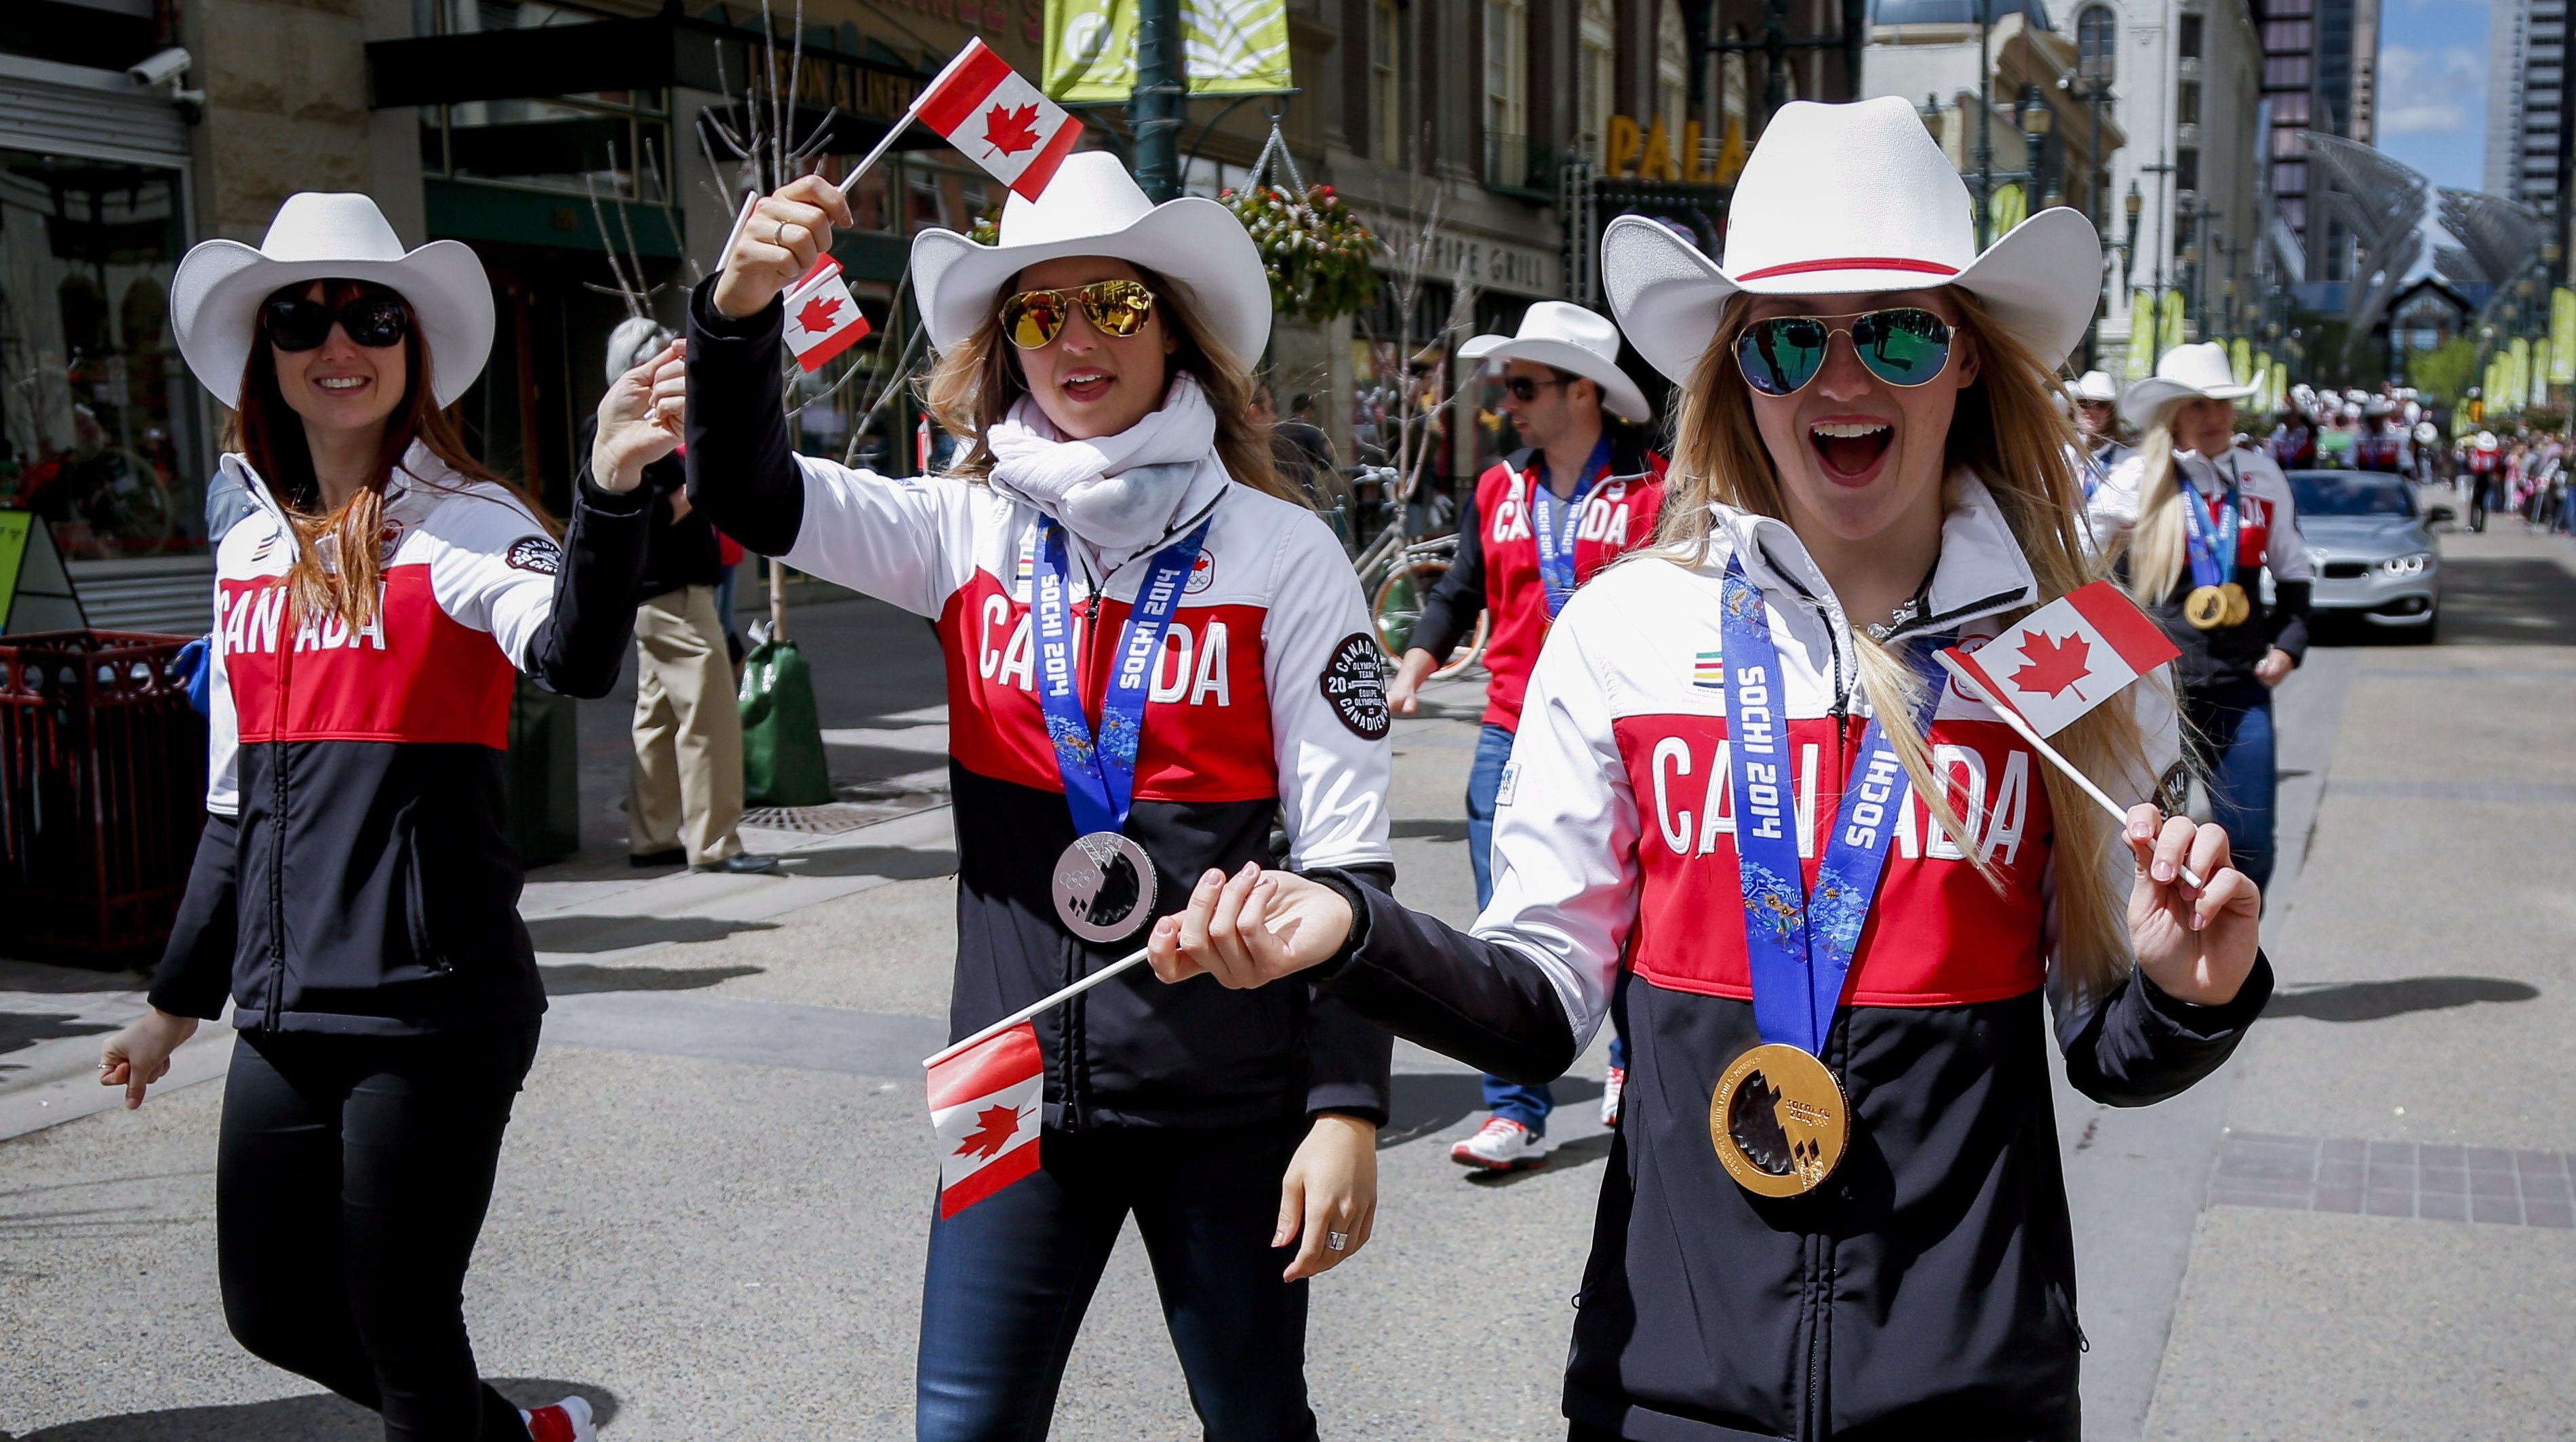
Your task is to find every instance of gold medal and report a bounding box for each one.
[2183,584,2229,630]
[2219,581,2251,627]
[1708,1043,1850,1197]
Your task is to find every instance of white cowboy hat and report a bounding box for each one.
[1458,301,1653,423]
[1599,97,2101,386]
[172,193,494,410]
[2118,342,2260,424]
[2069,369,2120,403]
[2476,430,2500,452]
[911,151,1269,365]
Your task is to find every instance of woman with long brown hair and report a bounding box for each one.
[1145,101,2275,1440]
[98,193,674,1442]
[682,154,1393,1440]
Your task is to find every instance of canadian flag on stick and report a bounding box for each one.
[913,38,1081,199]
[927,1020,1044,1218]
[1939,580,2181,738]
[781,256,872,372]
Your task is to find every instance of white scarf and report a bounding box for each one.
[985,373,1231,557]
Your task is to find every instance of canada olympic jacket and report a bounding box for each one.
[1303,477,2274,1441]
[684,283,1395,1131]
[2088,445,2312,692]
[148,445,651,1035]
[1411,439,1667,729]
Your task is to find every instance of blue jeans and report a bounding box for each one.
[2184,681,2276,892]
[1466,723,1622,1135]
[915,1123,1316,1442]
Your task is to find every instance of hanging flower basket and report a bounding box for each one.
[1222,182,1379,325]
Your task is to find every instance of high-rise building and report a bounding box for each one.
[2259,0,2378,287]
[2485,0,2567,206]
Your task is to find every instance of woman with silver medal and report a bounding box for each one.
[1145,101,2274,1440]
[680,155,1393,1440]
[2088,343,2312,892]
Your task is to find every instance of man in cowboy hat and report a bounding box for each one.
[1388,300,1668,1164]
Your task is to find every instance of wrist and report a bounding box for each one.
[1309,1111,1377,1137]
[711,273,772,321]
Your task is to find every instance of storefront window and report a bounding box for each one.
[421,91,675,203]
[0,150,204,560]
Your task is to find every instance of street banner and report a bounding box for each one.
[1940,580,2180,739]
[2126,292,2152,378]
[2510,338,2532,411]
[1045,0,1293,103]
[2157,290,2186,353]
[919,38,1083,200]
[928,1022,1045,1217]
[2535,340,2556,409]
[1987,183,2026,239]
[2230,339,2254,401]
[2255,352,2276,410]
[780,257,872,372]
[2554,289,2575,383]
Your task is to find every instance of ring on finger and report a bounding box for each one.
[1326,1230,1349,1251]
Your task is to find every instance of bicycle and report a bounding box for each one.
[1346,465,1486,681]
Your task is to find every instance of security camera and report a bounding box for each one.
[127,47,192,87]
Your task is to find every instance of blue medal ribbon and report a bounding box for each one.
[1032,515,1212,837]
[1529,437,1614,618]
[2175,462,2241,590]
[1720,560,1947,1058]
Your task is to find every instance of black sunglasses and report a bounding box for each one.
[1503,375,1568,401]
[1734,307,1955,397]
[262,295,411,353]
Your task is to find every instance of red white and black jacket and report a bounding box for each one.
[1301,478,2272,1439]
[148,445,652,1035]
[1411,439,1668,728]
[684,281,1395,1131]
[2088,445,2313,692]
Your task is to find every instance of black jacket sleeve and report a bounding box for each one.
[2059,952,2275,1106]
[1406,484,1487,664]
[148,813,239,1020]
[1299,860,1395,1123]
[683,276,808,557]
[519,475,652,699]
[1304,868,1580,1085]
[2266,581,2312,665]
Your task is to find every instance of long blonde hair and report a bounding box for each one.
[921,262,1302,508]
[1654,290,2152,999]
[2113,404,2193,604]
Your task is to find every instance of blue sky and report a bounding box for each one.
[2375,0,2491,191]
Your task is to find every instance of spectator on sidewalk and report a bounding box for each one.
[591,317,777,876]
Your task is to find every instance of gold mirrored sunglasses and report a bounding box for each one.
[999,279,1157,349]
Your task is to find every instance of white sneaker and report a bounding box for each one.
[1450,1116,1549,1170]
[1600,1065,1627,1127]
[522,1396,596,1442]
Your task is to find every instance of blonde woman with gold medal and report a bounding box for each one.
[2089,342,2312,892]
[1142,101,2271,1441]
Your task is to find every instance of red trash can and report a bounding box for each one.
[0,630,208,966]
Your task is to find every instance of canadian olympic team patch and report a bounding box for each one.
[1320,633,1391,740]
[506,536,561,574]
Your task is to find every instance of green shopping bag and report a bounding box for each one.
[738,637,834,807]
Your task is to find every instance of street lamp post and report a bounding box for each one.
[2139,159,2175,367]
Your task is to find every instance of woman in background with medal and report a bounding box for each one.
[2089,342,2312,892]
[681,155,1394,1441]
[1142,100,2274,1441]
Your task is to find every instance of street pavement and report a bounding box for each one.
[5,527,2573,1439]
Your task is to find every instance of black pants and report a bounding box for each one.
[217,1023,541,1441]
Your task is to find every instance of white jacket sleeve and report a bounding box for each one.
[1261,510,1395,871]
[777,460,984,620]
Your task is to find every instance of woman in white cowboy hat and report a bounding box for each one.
[682,155,1392,1440]
[96,191,675,1442]
[1144,98,2272,1441]
[1390,299,1669,1161]
[2088,341,2311,892]
[2065,368,2130,498]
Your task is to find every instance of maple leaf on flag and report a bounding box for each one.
[953,1102,1025,1161]
[983,102,1042,157]
[794,293,844,335]
[2008,630,2093,698]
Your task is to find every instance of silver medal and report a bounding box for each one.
[1052,831,1158,943]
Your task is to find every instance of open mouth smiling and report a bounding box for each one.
[1809,418,1894,484]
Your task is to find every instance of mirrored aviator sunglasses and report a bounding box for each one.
[262,296,411,352]
[1732,307,1955,397]
[999,279,1157,349]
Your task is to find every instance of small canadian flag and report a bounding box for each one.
[1940,580,2181,737]
[915,38,1080,200]
[781,256,871,372]
[927,1021,1044,1218]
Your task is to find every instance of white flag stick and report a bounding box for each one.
[923,947,1150,1069]
[715,188,761,268]
[1933,653,2208,890]
[835,104,922,196]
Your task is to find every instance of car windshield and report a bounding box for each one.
[2288,472,2413,517]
